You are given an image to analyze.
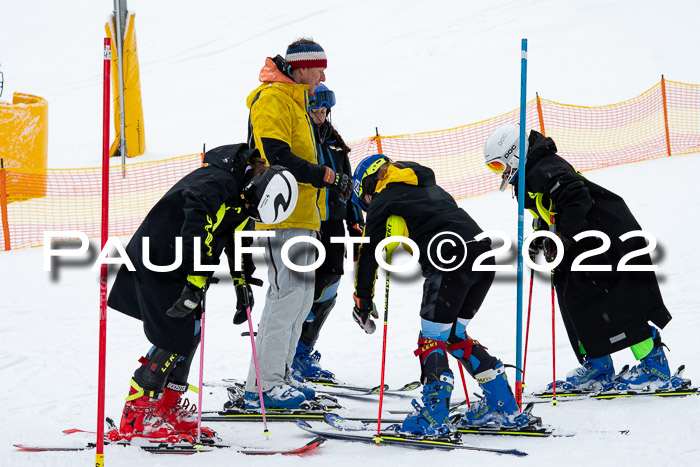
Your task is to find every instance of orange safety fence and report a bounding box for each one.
[1,78,699,251]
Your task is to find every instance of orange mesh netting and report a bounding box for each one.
[1,154,202,250]
[2,79,699,250]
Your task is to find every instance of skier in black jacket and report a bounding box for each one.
[108,143,298,441]
[351,155,540,435]
[290,83,364,381]
[483,124,688,394]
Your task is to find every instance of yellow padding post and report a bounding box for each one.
[105,11,146,158]
[0,93,48,203]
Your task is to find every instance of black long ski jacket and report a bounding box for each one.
[513,131,672,360]
[108,144,256,354]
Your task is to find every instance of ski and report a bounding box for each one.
[15,436,326,455]
[328,406,555,438]
[314,381,422,399]
[295,419,527,456]
[527,365,698,403]
[201,406,334,422]
[451,402,553,438]
[201,407,407,424]
[526,385,699,403]
[207,377,421,398]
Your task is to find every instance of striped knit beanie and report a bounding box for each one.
[285,42,327,69]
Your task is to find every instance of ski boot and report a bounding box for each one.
[119,379,177,441]
[400,372,454,436]
[547,354,614,392]
[612,330,672,391]
[244,383,306,409]
[285,370,316,400]
[155,382,218,441]
[457,363,540,428]
[292,341,335,381]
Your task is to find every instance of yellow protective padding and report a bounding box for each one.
[106,11,146,158]
[0,92,48,203]
[384,214,412,255]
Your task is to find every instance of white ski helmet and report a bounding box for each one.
[242,166,298,224]
[483,124,529,191]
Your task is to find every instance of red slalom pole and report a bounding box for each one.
[549,215,558,405]
[550,268,557,404]
[96,37,111,467]
[521,268,535,389]
[376,263,390,441]
[457,362,470,408]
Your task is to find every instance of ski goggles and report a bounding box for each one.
[310,89,336,109]
[486,160,506,174]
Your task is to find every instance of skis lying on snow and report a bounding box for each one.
[526,365,698,403]
[15,420,326,455]
[313,380,422,398]
[206,377,421,398]
[15,437,325,455]
[201,406,408,424]
[327,405,555,438]
[295,419,527,456]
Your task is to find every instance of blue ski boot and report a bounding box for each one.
[612,328,673,391]
[285,370,316,400]
[292,341,335,380]
[400,371,454,436]
[457,363,539,428]
[614,351,672,391]
[244,384,306,409]
[548,354,614,392]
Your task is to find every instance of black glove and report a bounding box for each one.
[528,236,544,261]
[232,277,263,325]
[166,282,203,318]
[543,237,558,263]
[323,167,353,201]
[352,294,378,334]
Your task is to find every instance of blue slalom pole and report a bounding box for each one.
[514,38,528,410]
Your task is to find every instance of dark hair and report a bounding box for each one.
[328,123,351,153]
[287,37,320,49]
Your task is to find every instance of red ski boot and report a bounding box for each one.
[119,379,177,442]
[155,382,218,441]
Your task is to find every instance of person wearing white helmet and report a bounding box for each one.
[108,144,297,442]
[484,125,688,394]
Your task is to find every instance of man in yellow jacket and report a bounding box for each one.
[243,38,352,409]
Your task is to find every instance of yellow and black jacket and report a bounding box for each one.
[108,144,255,354]
[246,56,325,231]
[354,161,483,300]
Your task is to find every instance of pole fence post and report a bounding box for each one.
[96,37,112,467]
[661,75,672,156]
[374,127,384,154]
[0,158,11,250]
[536,92,546,137]
[514,38,528,411]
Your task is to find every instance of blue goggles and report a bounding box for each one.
[310,89,336,109]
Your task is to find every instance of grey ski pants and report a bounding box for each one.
[246,228,316,392]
